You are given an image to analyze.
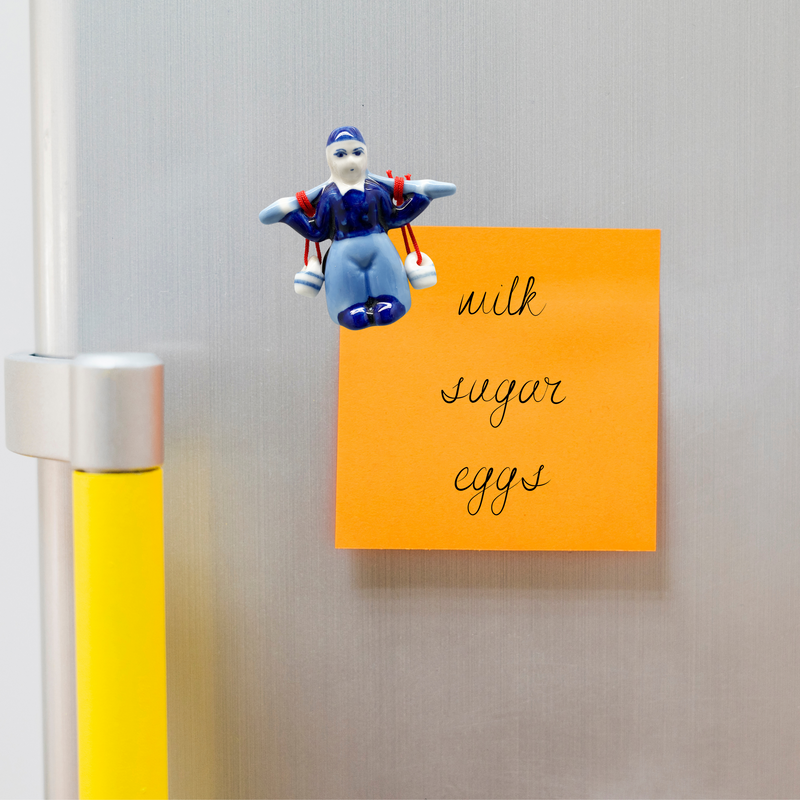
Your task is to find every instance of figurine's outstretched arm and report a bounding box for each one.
[259,181,329,225]
[367,173,456,199]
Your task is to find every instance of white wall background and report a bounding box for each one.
[0,0,45,796]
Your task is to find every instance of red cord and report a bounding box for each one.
[297,191,318,265]
[386,170,422,265]
[387,170,406,206]
[296,191,315,217]
[407,223,422,266]
[303,239,322,267]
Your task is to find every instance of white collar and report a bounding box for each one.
[330,175,366,196]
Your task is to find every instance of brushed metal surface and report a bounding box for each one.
[60,0,800,796]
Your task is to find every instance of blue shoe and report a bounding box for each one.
[338,303,371,330]
[372,295,407,326]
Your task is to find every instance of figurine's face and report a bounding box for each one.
[326,139,368,186]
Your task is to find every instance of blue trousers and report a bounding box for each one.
[324,232,412,324]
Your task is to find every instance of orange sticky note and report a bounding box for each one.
[336,227,660,550]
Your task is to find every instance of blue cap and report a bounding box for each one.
[326,126,365,147]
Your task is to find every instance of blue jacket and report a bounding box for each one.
[281,179,430,243]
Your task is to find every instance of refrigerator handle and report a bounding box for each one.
[5,352,168,798]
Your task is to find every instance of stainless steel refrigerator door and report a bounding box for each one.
[33,1,800,797]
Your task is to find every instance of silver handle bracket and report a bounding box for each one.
[5,352,164,472]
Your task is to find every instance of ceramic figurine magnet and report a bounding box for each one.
[259,127,456,330]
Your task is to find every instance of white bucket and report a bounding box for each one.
[404,251,437,290]
[294,256,324,297]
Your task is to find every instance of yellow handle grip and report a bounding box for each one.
[73,468,168,799]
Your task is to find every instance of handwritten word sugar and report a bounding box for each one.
[441,376,566,428]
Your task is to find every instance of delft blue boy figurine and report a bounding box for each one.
[259,127,456,330]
